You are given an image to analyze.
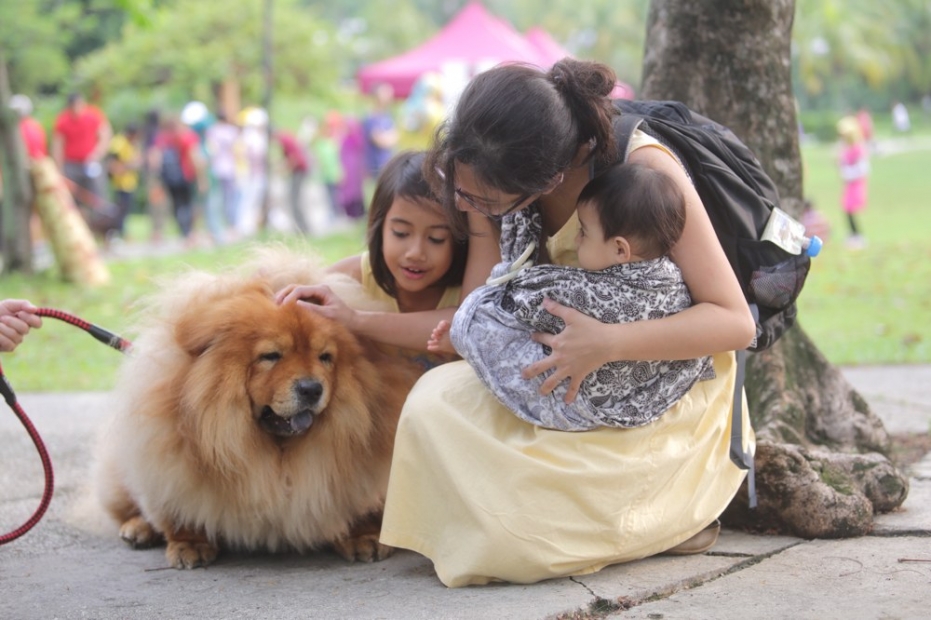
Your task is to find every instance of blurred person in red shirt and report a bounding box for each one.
[275,129,311,234]
[7,95,51,252]
[9,94,47,159]
[52,92,112,216]
[150,114,205,246]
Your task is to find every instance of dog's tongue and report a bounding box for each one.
[288,411,314,434]
[260,408,314,437]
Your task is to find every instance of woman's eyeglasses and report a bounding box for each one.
[454,189,531,222]
[435,165,563,222]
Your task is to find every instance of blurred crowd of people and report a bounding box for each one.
[5,80,441,255]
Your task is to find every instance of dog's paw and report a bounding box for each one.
[119,516,163,549]
[332,533,395,563]
[165,540,219,569]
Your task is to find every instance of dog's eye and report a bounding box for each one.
[259,352,282,363]
[319,352,333,364]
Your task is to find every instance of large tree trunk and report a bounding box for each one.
[0,54,33,273]
[641,0,908,537]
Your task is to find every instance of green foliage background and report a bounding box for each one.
[2,0,930,130]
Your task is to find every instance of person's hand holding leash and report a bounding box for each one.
[0,300,42,353]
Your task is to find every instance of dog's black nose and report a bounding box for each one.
[294,378,323,404]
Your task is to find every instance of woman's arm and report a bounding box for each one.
[524,145,755,402]
[460,210,500,300]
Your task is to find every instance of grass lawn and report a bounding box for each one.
[1,131,930,392]
[797,135,931,366]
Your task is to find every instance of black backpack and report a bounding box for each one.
[613,100,817,502]
[160,143,187,189]
[613,99,812,353]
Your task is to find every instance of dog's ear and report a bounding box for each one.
[174,299,235,357]
[174,282,273,357]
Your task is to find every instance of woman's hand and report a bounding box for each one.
[275,284,358,330]
[521,298,612,404]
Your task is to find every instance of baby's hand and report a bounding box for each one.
[426,320,456,355]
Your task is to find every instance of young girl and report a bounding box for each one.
[276,150,468,369]
[428,163,714,431]
[836,116,870,249]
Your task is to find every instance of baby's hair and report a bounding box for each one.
[577,162,686,259]
[367,150,469,299]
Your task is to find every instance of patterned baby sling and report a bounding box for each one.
[450,204,714,431]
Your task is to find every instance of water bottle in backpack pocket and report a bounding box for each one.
[747,207,821,350]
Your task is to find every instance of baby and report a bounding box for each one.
[429,163,713,431]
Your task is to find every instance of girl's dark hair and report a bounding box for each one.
[425,58,619,235]
[367,150,469,298]
[577,163,686,259]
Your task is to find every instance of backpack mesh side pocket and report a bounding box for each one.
[750,254,811,311]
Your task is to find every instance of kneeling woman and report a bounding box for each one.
[306,58,756,587]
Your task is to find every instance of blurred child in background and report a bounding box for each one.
[107,123,142,242]
[836,116,870,249]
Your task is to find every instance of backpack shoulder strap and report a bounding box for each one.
[616,113,645,163]
[731,304,759,509]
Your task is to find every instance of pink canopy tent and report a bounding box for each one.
[357,1,635,100]
[357,2,550,98]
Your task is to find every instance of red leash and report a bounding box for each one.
[0,308,130,545]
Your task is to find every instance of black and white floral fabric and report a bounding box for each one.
[450,204,714,431]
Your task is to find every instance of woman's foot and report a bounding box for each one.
[662,520,721,556]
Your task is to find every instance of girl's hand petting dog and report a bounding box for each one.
[276,284,359,331]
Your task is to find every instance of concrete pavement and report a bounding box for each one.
[1,366,930,620]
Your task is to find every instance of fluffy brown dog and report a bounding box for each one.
[94,251,423,569]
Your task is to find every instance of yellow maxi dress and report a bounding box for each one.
[380,132,754,587]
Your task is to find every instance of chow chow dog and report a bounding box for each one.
[93,250,423,568]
